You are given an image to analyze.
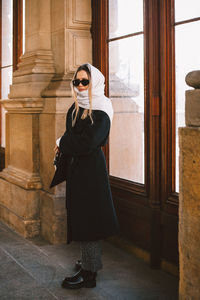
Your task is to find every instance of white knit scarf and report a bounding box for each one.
[72,63,113,124]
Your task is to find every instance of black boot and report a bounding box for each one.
[61,269,97,289]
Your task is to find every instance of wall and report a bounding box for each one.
[179,70,200,299]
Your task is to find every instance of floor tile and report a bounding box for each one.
[0,221,178,300]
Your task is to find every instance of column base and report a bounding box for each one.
[40,190,67,244]
[0,166,42,190]
[0,178,40,238]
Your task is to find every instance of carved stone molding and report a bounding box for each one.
[0,166,42,190]
[67,0,91,30]
[14,50,55,77]
[66,30,92,73]
[185,70,200,127]
[1,98,44,113]
[41,97,73,114]
[4,50,56,101]
[42,74,73,98]
[186,70,200,89]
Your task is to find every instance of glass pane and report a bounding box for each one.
[1,67,13,147]
[109,0,143,39]
[1,107,6,148]
[2,0,13,67]
[23,0,26,53]
[109,35,144,183]
[1,67,12,99]
[175,21,200,191]
[175,0,200,23]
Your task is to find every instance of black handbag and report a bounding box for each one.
[49,152,69,188]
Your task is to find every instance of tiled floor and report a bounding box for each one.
[0,221,178,300]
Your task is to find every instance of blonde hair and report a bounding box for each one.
[71,65,93,127]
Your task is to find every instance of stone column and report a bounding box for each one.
[38,0,92,244]
[0,0,55,238]
[179,70,200,299]
[0,0,92,243]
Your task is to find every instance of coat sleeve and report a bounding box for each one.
[59,112,110,156]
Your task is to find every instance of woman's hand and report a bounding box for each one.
[54,145,60,154]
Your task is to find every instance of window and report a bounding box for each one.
[108,0,145,184]
[92,0,200,268]
[0,0,23,170]
[1,0,13,148]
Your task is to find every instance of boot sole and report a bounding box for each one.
[62,280,96,289]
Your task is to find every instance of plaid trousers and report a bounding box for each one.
[80,240,103,272]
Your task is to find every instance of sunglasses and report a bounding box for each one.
[72,79,90,87]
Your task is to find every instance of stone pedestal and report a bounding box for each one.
[179,70,200,299]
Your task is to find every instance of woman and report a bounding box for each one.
[55,63,119,289]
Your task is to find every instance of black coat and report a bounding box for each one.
[57,103,119,244]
